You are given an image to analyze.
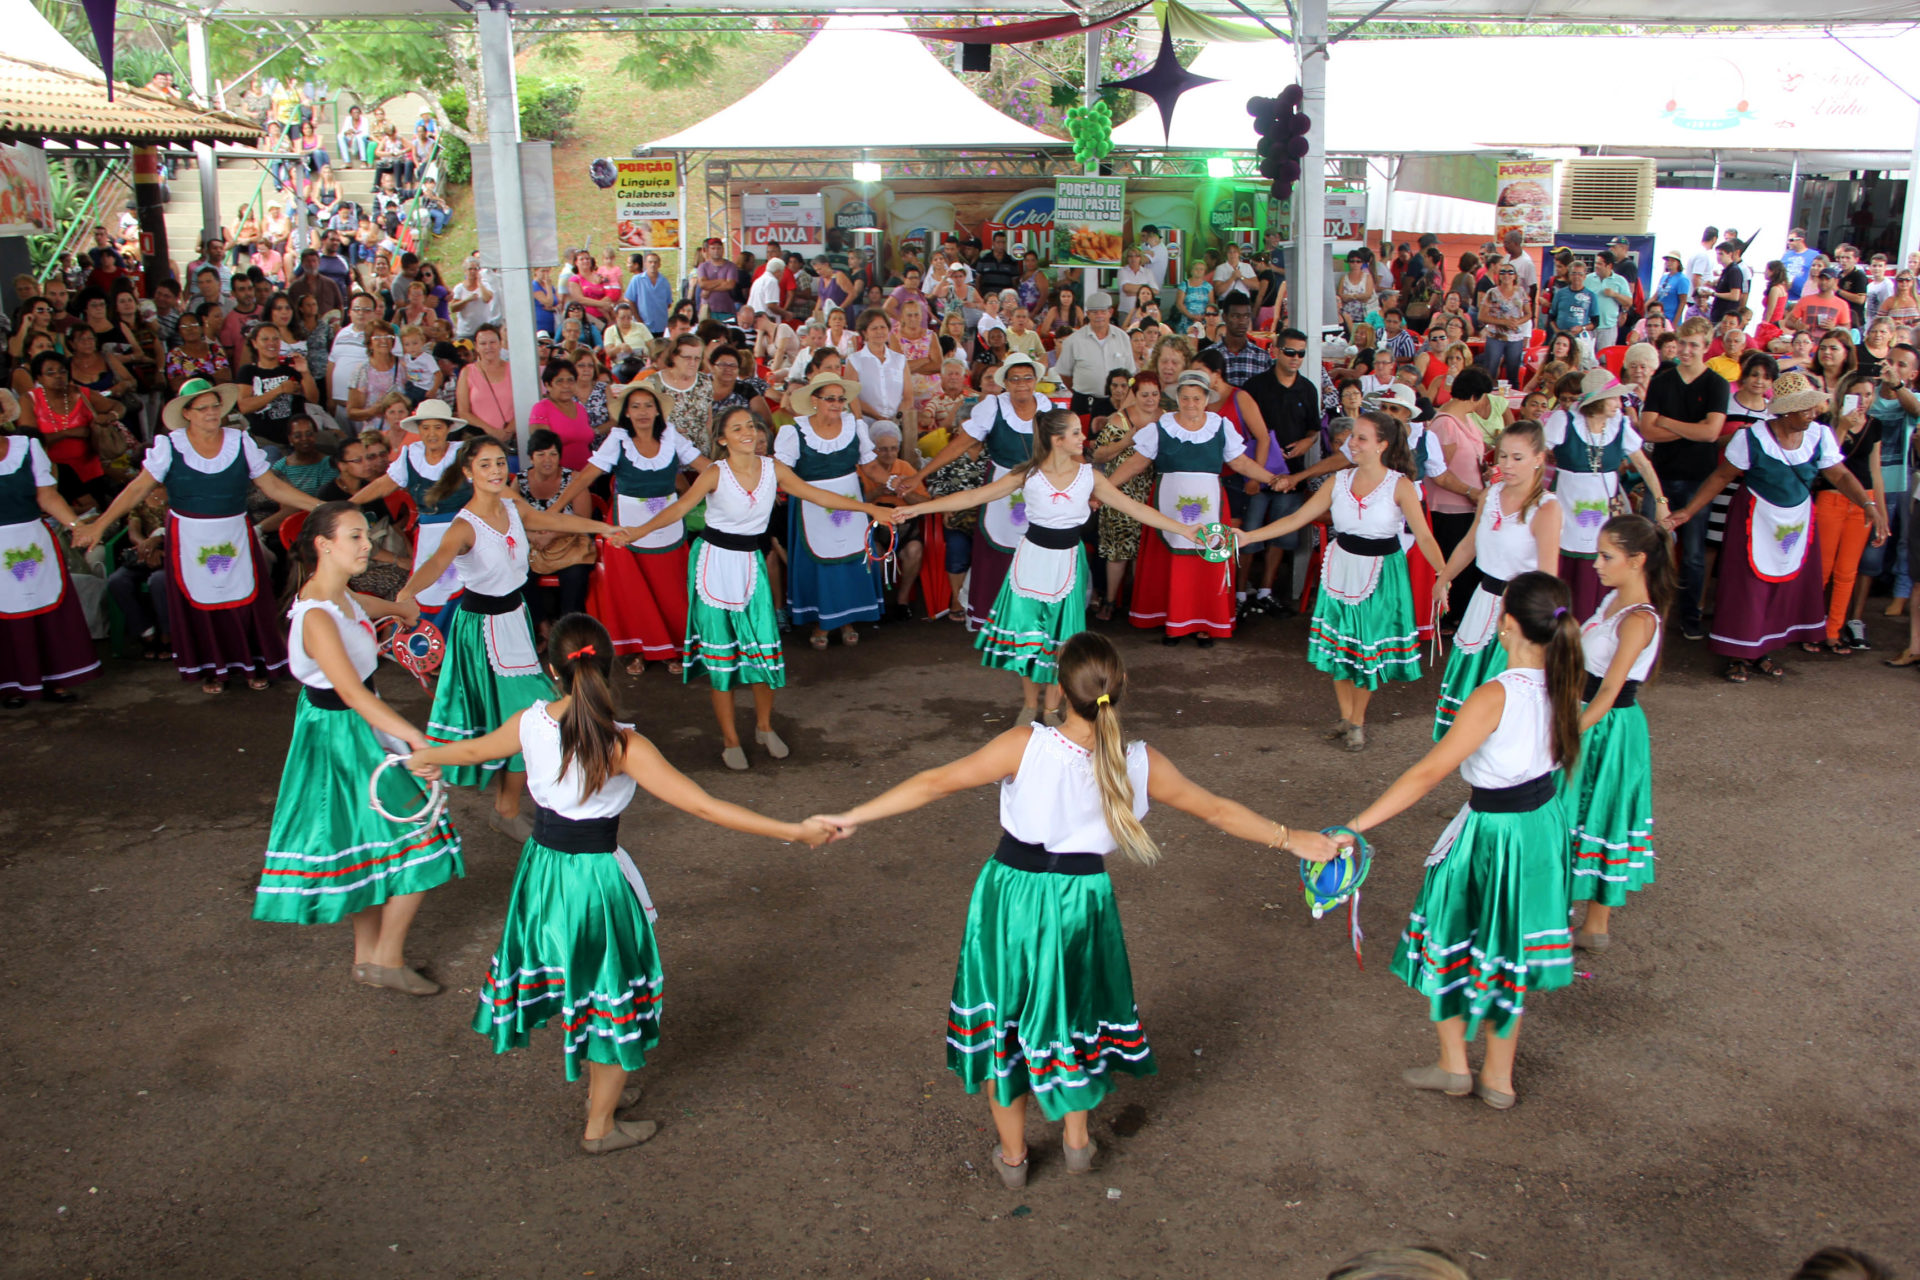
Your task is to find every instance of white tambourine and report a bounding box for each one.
[369,753,447,828]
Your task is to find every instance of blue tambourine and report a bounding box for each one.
[1301,826,1374,967]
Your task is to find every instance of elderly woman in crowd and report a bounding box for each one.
[650,332,716,454]
[862,421,929,621]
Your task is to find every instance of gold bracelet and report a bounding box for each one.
[1268,822,1289,852]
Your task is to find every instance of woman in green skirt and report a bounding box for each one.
[621,405,891,771]
[1564,514,1674,952]
[1241,411,1449,752]
[899,407,1197,724]
[254,502,463,997]
[409,614,836,1155]
[1336,572,1586,1110]
[1430,421,1561,740]
[399,438,624,840]
[816,632,1337,1186]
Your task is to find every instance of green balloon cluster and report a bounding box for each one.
[1065,99,1114,167]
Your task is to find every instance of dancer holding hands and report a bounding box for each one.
[1431,421,1562,739]
[408,614,836,1155]
[902,406,1201,723]
[815,632,1338,1187]
[1239,410,1449,751]
[253,502,463,995]
[1335,572,1585,1109]
[1562,514,1676,952]
[399,437,625,839]
[622,405,892,770]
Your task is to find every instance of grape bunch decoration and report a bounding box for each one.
[590,158,617,190]
[1065,100,1114,168]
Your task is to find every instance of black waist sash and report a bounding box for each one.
[1476,572,1509,597]
[1583,672,1640,707]
[1336,532,1403,557]
[1024,522,1083,551]
[303,684,353,711]
[700,526,762,553]
[532,804,622,854]
[1468,772,1557,813]
[461,586,525,615]
[993,831,1107,875]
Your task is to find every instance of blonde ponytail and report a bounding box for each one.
[1059,632,1161,866]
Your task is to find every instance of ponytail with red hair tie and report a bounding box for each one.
[566,643,597,660]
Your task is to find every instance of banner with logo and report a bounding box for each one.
[1324,189,1367,241]
[1053,176,1127,267]
[1495,160,1557,247]
[613,158,679,250]
[0,144,54,237]
[742,193,825,252]
[983,187,1055,260]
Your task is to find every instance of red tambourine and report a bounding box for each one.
[375,617,445,690]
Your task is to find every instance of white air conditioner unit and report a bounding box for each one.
[1557,157,1656,235]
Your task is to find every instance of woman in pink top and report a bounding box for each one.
[1426,366,1495,629]
[527,358,595,470]
[456,323,515,447]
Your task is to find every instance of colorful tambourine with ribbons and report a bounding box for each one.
[1195,521,1237,563]
[1302,826,1375,968]
[375,616,445,690]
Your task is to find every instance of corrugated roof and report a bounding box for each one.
[0,54,261,147]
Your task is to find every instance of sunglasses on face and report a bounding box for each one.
[814,394,847,404]
[1279,348,1305,358]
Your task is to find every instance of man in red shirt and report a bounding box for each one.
[1788,267,1852,341]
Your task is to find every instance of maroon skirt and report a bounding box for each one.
[0,560,101,698]
[966,533,1013,633]
[1562,554,1605,623]
[1708,490,1824,660]
[166,526,290,682]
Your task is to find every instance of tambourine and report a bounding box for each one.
[1302,826,1375,968]
[1196,521,1237,563]
[375,617,445,690]
[369,753,447,828]
[865,518,898,585]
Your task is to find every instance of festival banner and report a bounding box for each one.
[1053,175,1127,267]
[1495,160,1557,247]
[741,193,825,252]
[613,158,679,250]
[0,144,55,237]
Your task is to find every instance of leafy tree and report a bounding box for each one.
[613,17,748,90]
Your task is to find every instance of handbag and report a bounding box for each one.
[529,532,595,574]
[92,417,131,463]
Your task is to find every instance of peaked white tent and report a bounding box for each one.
[648,14,1058,151]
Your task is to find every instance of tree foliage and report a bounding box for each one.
[613,18,749,91]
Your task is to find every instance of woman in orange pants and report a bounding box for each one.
[1809,373,1884,656]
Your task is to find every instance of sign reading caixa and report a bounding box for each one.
[742,193,825,249]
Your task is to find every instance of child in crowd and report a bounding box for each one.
[399,325,442,406]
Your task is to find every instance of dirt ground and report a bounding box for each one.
[3,605,1916,1280]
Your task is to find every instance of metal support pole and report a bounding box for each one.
[1902,106,1920,267]
[1381,156,1396,261]
[132,147,171,285]
[477,1,539,464]
[676,151,689,289]
[1295,0,1328,388]
[1082,29,1102,301]
[186,19,222,249]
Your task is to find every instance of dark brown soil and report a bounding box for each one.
[3,610,1915,1280]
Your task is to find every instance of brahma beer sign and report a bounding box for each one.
[1053,176,1126,268]
[613,158,679,250]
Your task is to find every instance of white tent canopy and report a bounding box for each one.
[1114,27,1920,159]
[648,14,1058,152]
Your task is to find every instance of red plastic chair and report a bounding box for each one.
[385,490,418,535]
[278,508,307,551]
[1526,329,1547,350]
[1598,345,1627,375]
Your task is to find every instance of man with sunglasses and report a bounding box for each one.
[1238,328,1319,616]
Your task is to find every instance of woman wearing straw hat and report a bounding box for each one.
[1663,370,1886,682]
[775,371,889,649]
[0,388,102,706]
[1109,370,1286,647]
[556,381,710,675]
[346,398,474,625]
[909,353,1056,631]
[75,379,320,693]
[1545,369,1667,622]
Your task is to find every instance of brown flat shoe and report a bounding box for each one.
[1402,1066,1473,1097]
[990,1143,1029,1190]
[1063,1137,1098,1175]
[581,1118,658,1155]
[1474,1081,1517,1110]
[361,964,441,997]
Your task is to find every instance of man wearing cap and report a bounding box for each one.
[1651,249,1689,323]
[287,247,345,319]
[1780,227,1818,303]
[696,238,739,321]
[1051,292,1135,417]
[1788,268,1852,342]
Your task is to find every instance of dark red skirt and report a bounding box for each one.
[1709,490,1825,659]
[1562,553,1605,623]
[165,527,289,682]
[1128,530,1236,638]
[586,538,688,659]
[967,533,1013,632]
[0,563,101,698]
